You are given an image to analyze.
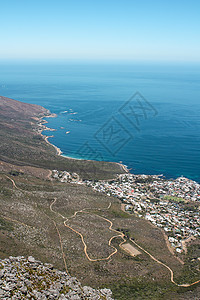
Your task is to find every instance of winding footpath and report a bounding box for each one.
[3,175,200,288]
[130,238,200,287]
[50,198,126,262]
[3,176,69,274]
[5,175,21,190]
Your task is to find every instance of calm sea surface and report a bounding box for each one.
[0,61,200,182]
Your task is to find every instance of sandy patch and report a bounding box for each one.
[121,243,141,257]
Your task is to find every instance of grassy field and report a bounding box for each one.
[164,195,186,203]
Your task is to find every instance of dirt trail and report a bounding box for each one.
[5,175,32,194]
[1,215,35,229]
[130,238,200,287]
[5,175,20,190]
[47,170,53,180]
[4,175,69,274]
[50,198,126,262]
[182,236,196,254]
[4,175,200,288]
[162,231,184,265]
[51,218,69,274]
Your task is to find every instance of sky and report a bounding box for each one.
[0,0,200,62]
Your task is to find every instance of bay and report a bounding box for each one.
[0,61,200,182]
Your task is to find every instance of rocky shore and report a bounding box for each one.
[0,256,113,300]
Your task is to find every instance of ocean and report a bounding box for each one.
[0,61,200,182]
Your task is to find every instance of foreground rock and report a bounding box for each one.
[0,256,113,299]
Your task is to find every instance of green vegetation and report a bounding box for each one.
[0,217,13,231]
[164,196,186,203]
[134,177,155,183]
[108,279,167,299]
[108,276,200,300]
[177,242,200,285]
[9,170,24,176]
[116,228,130,239]
[0,187,13,197]
[110,209,130,219]
[150,198,160,204]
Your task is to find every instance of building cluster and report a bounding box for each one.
[84,174,200,253]
[52,170,80,183]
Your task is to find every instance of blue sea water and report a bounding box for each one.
[0,61,200,182]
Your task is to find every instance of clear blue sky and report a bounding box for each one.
[0,0,200,62]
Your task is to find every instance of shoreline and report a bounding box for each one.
[116,162,129,173]
[39,113,129,173]
[37,113,64,157]
[44,135,63,156]
[37,111,200,183]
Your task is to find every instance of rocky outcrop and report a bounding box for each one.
[0,256,113,299]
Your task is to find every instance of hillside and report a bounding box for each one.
[0,256,113,299]
[0,96,48,118]
[0,96,122,180]
[0,96,199,299]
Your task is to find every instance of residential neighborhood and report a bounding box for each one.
[84,174,200,253]
[52,169,200,253]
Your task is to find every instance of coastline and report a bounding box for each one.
[44,135,63,156]
[36,110,200,183]
[38,112,129,173]
[116,162,129,173]
[36,113,64,157]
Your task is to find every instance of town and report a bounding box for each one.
[52,170,200,254]
[85,174,200,253]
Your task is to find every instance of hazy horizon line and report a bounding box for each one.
[0,58,200,65]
